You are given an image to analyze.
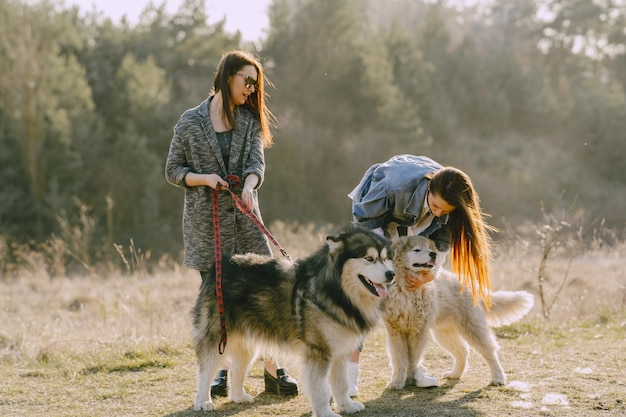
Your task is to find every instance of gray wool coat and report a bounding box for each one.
[165,96,271,271]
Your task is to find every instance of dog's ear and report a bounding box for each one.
[386,222,401,242]
[326,235,344,256]
[390,235,408,256]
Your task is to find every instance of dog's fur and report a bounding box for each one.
[384,235,534,389]
[192,226,395,417]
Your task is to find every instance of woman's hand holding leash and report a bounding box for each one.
[208,173,255,210]
[241,186,254,209]
[182,172,228,189]
[241,174,259,209]
[207,173,229,190]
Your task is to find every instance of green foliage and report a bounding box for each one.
[1,0,626,269]
[0,0,95,237]
[266,0,371,129]
[569,77,626,183]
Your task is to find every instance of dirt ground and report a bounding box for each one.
[1,269,624,417]
[1,237,625,416]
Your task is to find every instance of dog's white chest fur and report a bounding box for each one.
[384,283,437,332]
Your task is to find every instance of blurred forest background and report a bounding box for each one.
[1,0,625,275]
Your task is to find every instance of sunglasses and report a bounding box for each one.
[236,73,258,90]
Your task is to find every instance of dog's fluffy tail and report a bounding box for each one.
[485,291,534,327]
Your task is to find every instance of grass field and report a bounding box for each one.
[1,224,625,416]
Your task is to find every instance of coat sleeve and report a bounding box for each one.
[165,120,193,189]
[349,163,389,229]
[242,118,265,189]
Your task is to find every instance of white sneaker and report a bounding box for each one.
[415,368,439,388]
[347,362,359,397]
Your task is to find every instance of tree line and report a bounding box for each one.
[1,0,625,273]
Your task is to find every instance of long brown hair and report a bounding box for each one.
[429,167,496,308]
[212,50,276,148]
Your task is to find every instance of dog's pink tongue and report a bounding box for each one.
[374,283,388,299]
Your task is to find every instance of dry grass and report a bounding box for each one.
[1,223,625,416]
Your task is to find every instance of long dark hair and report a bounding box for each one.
[212,50,276,148]
[429,167,496,308]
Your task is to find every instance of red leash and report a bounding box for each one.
[211,189,228,354]
[212,175,291,354]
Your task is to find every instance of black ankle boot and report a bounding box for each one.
[264,368,298,396]
[210,369,228,398]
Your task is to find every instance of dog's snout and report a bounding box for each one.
[386,270,395,282]
[429,251,437,260]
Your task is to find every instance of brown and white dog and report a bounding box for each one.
[383,235,534,389]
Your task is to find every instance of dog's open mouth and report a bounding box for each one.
[413,261,436,269]
[358,275,388,299]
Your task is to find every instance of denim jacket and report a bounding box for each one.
[348,155,451,251]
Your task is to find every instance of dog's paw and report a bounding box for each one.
[193,399,215,411]
[386,380,406,390]
[442,370,462,379]
[315,406,342,417]
[336,398,365,414]
[489,377,506,386]
[230,392,254,403]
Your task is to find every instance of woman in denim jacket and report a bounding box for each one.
[165,50,297,398]
[346,154,495,395]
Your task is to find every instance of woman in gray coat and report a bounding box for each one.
[165,50,297,397]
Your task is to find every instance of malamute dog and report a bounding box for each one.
[384,235,534,389]
[192,225,395,417]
